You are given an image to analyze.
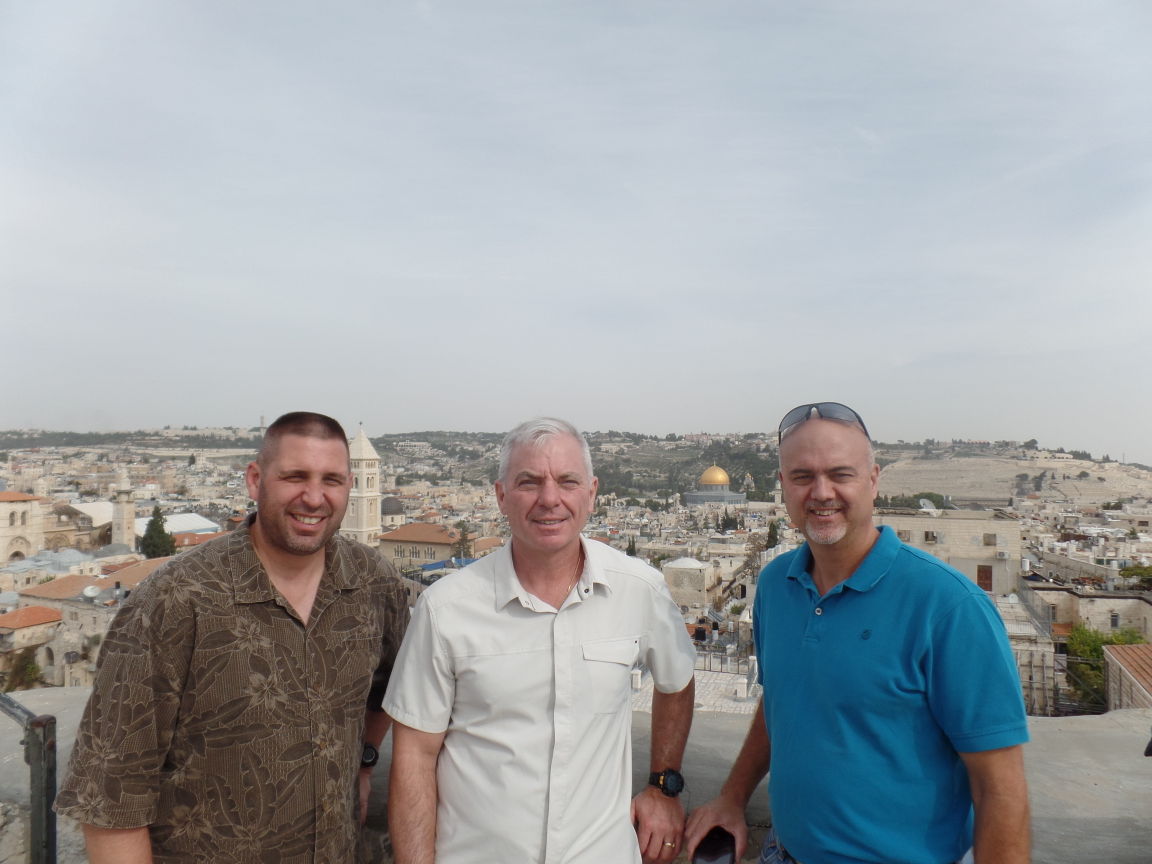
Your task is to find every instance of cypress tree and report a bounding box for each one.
[141,505,176,558]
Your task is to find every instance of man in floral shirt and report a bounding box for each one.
[57,412,408,863]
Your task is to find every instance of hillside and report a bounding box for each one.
[878,452,1152,506]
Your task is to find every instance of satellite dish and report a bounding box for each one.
[82,585,101,598]
[919,498,942,517]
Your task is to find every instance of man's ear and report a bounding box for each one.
[245,461,261,502]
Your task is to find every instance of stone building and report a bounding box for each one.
[0,605,62,687]
[662,557,710,615]
[16,557,169,686]
[0,491,47,562]
[343,427,383,546]
[378,523,457,573]
[1028,584,1152,639]
[872,509,1024,595]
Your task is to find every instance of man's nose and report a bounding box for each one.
[811,474,834,499]
[538,479,561,506]
[300,480,325,507]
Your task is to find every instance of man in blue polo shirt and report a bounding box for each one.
[685,402,1029,864]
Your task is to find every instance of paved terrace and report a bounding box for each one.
[2,676,1148,863]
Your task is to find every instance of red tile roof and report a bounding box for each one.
[473,537,504,555]
[18,557,170,599]
[0,491,41,502]
[1105,643,1152,698]
[174,531,229,548]
[0,605,62,629]
[380,523,457,545]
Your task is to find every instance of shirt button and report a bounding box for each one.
[814,607,823,616]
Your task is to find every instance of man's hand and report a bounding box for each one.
[684,794,750,862]
[632,784,686,863]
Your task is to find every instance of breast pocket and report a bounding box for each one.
[581,636,640,714]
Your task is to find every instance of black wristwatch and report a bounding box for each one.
[648,768,685,797]
[361,743,379,769]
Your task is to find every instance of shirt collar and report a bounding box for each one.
[229,514,354,604]
[785,525,899,596]
[493,537,608,611]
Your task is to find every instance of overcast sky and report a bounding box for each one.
[3,1,1150,463]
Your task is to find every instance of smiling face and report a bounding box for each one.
[245,433,351,559]
[778,418,879,554]
[495,433,598,561]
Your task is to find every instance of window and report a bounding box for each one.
[896,529,910,542]
[924,531,938,544]
[8,513,14,526]
[21,511,26,525]
[1110,612,1120,629]
[983,533,997,546]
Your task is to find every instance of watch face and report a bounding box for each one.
[361,743,379,768]
[662,770,685,795]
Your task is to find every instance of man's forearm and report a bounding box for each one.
[719,698,771,807]
[962,745,1030,864]
[649,677,694,770]
[83,825,153,864]
[364,708,392,749]
[389,723,444,864]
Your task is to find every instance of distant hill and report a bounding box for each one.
[877,451,1152,506]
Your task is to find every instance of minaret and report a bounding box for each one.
[343,425,382,546]
[112,488,135,549]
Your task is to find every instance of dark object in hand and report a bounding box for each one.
[692,826,736,864]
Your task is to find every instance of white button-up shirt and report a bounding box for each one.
[383,538,696,864]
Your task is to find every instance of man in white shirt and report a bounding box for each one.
[384,417,696,864]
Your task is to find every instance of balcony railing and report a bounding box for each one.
[0,692,57,864]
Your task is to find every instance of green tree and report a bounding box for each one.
[766,520,780,549]
[141,505,176,558]
[188,453,197,466]
[3,648,41,691]
[1119,565,1152,590]
[452,521,473,560]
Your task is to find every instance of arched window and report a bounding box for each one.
[21,511,27,525]
[7,512,14,527]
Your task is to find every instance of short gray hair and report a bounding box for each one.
[498,417,594,483]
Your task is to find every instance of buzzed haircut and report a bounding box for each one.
[259,411,349,465]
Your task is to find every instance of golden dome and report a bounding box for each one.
[699,466,730,486]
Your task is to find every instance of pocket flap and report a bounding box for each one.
[582,636,640,665]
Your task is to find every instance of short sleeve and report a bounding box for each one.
[927,593,1030,753]
[642,577,696,695]
[55,574,193,827]
[381,591,456,733]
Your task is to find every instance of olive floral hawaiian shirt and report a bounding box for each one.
[56,521,408,863]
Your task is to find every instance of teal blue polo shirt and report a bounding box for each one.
[754,526,1028,864]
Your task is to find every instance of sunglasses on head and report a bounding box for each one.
[778,402,870,441]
